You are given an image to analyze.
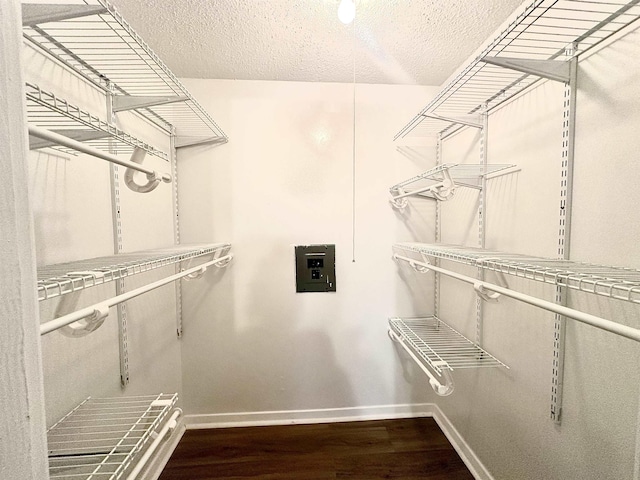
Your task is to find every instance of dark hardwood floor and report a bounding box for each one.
[158,417,474,479]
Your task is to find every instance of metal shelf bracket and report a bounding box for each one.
[481,56,571,83]
[421,113,483,129]
[29,129,111,150]
[175,136,228,149]
[113,95,189,113]
[21,4,107,27]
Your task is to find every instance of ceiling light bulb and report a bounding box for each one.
[338,0,355,24]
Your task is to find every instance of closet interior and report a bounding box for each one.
[4,0,640,479]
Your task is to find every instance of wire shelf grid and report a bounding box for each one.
[47,394,177,480]
[395,0,640,139]
[26,82,169,160]
[394,243,640,304]
[23,0,227,142]
[390,163,517,191]
[38,243,231,301]
[389,316,508,373]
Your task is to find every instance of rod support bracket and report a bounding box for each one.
[389,187,409,209]
[393,253,432,273]
[59,303,110,338]
[183,266,207,280]
[474,282,501,302]
[213,254,233,268]
[431,361,455,396]
[124,147,172,193]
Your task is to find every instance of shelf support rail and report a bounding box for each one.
[388,328,454,396]
[393,253,640,344]
[27,125,171,193]
[40,254,233,336]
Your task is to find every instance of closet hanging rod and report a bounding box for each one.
[40,254,232,335]
[393,253,640,344]
[28,124,171,184]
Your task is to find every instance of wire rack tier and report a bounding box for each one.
[394,242,640,304]
[26,82,169,160]
[38,243,232,301]
[395,0,640,140]
[22,0,227,145]
[389,316,508,373]
[391,163,517,191]
[47,393,177,480]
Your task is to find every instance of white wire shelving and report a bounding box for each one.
[389,163,518,206]
[47,394,181,480]
[394,242,640,305]
[389,317,508,397]
[38,243,232,301]
[40,245,233,336]
[26,82,169,161]
[394,0,640,139]
[22,0,228,147]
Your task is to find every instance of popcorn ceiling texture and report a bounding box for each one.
[109,0,524,85]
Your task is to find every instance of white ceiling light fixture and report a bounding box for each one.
[338,0,355,24]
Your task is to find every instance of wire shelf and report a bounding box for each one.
[394,243,640,304]
[26,83,169,160]
[389,316,508,373]
[47,394,177,480]
[22,0,227,143]
[395,0,640,139]
[37,243,231,301]
[391,163,517,191]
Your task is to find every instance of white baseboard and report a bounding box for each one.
[185,403,436,429]
[431,404,496,480]
[180,403,493,480]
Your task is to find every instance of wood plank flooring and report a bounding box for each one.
[158,417,474,479]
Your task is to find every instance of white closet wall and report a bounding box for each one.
[177,79,442,421]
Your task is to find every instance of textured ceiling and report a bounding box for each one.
[109,0,525,86]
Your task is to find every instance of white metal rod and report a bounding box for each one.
[393,254,640,343]
[27,124,171,183]
[40,255,232,335]
[125,409,182,480]
[388,329,453,396]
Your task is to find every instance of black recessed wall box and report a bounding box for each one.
[295,244,336,293]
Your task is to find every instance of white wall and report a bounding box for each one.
[432,22,640,480]
[177,79,441,419]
